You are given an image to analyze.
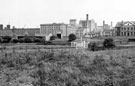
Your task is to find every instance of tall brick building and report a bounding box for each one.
[40,23,67,38]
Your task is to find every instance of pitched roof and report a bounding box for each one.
[115,21,135,27]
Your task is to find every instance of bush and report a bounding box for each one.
[88,42,98,51]
[24,37,34,43]
[68,34,76,42]
[11,39,18,43]
[0,37,3,43]
[50,35,57,40]
[2,36,12,43]
[34,38,42,43]
[18,38,24,43]
[103,38,115,49]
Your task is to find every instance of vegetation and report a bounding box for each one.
[68,34,76,42]
[50,35,57,41]
[2,36,12,43]
[0,37,3,43]
[103,38,115,49]
[10,39,18,43]
[33,38,43,43]
[0,48,135,86]
[18,38,24,43]
[88,42,98,51]
[24,37,34,43]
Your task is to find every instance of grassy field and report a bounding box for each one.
[0,47,135,86]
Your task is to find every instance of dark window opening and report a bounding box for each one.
[127,33,129,36]
[57,34,61,39]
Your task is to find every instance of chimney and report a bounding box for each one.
[111,22,113,27]
[86,14,89,21]
[103,21,105,29]
[103,21,105,26]
[86,14,89,28]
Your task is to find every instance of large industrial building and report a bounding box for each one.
[40,23,68,38]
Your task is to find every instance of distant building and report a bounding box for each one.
[101,29,115,37]
[14,28,40,36]
[0,24,3,30]
[103,21,113,30]
[115,21,135,37]
[0,29,12,36]
[70,19,76,26]
[6,24,11,29]
[40,23,67,38]
[79,14,98,35]
[76,27,84,38]
[0,28,40,36]
[66,25,77,36]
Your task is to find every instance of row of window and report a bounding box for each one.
[42,26,62,29]
[121,27,135,31]
[121,32,135,36]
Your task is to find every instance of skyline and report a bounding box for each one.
[0,0,135,28]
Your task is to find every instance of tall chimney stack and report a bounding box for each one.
[103,21,105,29]
[86,14,89,21]
[111,22,113,27]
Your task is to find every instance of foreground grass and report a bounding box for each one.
[0,48,135,86]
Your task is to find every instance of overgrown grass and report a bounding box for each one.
[0,48,135,86]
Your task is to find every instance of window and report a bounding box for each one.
[128,27,129,30]
[124,32,126,36]
[131,27,133,30]
[124,27,126,30]
[131,32,133,36]
[127,32,129,36]
[121,27,123,30]
[121,32,123,36]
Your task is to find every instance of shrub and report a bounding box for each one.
[88,42,98,51]
[24,37,34,43]
[0,37,3,43]
[18,38,24,43]
[68,34,76,42]
[34,38,42,43]
[2,36,12,43]
[103,38,115,49]
[50,35,57,40]
[11,39,18,43]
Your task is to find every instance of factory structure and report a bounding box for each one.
[1,14,135,42]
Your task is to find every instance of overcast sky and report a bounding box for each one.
[0,0,135,28]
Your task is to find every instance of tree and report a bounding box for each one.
[34,37,42,43]
[10,39,18,43]
[18,38,24,43]
[50,35,57,40]
[68,34,76,42]
[103,38,115,49]
[2,36,12,43]
[0,37,3,43]
[88,42,98,51]
[24,37,34,43]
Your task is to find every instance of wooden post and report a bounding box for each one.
[25,46,27,52]
[13,47,15,53]
[38,47,40,52]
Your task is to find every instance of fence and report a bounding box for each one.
[0,45,74,54]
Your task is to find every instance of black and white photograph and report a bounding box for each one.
[0,0,135,86]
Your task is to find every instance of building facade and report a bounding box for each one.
[40,23,67,38]
[115,21,135,37]
[0,28,40,36]
[0,24,3,30]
